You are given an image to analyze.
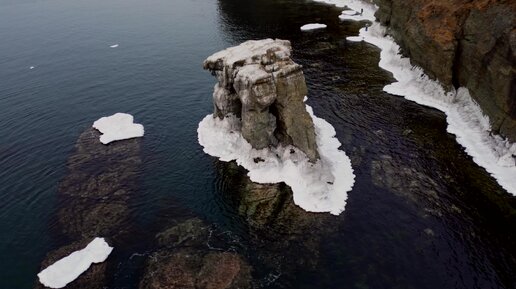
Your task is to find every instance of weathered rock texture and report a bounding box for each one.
[203,39,319,161]
[373,0,516,141]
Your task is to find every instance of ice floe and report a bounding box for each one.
[110,44,119,48]
[313,0,516,195]
[198,101,355,215]
[341,10,357,15]
[92,113,144,144]
[37,238,113,289]
[300,23,327,31]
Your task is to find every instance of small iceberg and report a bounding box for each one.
[92,113,144,144]
[37,238,113,289]
[341,10,356,15]
[109,44,119,48]
[300,23,327,31]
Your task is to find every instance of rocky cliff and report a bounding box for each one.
[373,0,516,141]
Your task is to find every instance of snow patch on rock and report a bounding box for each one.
[37,238,113,289]
[198,101,355,215]
[93,113,144,144]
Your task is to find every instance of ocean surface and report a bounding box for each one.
[0,0,514,288]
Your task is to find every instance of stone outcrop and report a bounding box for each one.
[139,218,252,289]
[373,0,516,141]
[203,39,319,161]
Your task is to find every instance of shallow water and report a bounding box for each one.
[0,0,514,288]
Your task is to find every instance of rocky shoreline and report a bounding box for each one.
[372,0,515,141]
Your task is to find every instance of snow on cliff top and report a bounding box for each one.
[37,238,113,289]
[204,39,292,69]
[92,113,144,145]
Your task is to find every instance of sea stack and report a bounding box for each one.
[203,39,319,162]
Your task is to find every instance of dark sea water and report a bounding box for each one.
[0,0,515,288]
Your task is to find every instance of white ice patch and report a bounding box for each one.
[92,113,144,144]
[37,238,113,289]
[198,102,355,215]
[110,44,119,48]
[300,23,327,31]
[341,10,357,15]
[314,0,516,195]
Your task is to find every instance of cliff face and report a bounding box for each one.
[373,0,516,141]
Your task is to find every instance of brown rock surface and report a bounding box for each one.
[373,0,516,141]
[140,249,251,289]
[140,218,252,289]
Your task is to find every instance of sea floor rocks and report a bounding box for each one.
[139,218,252,289]
[56,127,141,240]
[35,127,142,288]
[139,249,251,289]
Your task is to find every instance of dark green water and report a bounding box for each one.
[0,0,515,288]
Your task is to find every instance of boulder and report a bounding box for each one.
[203,39,319,161]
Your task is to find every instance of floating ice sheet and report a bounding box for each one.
[37,238,113,289]
[93,113,144,144]
[300,23,327,31]
[314,0,516,195]
[198,102,355,215]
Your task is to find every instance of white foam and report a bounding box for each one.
[198,102,355,215]
[300,23,327,31]
[314,0,516,195]
[37,238,113,289]
[110,44,119,48]
[92,113,144,144]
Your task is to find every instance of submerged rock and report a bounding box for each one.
[57,127,141,240]
[140,249,251,289]
[203,39,319,161]
[216,161,336,270]
[35,127,142,288]
[139,218,252,289]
